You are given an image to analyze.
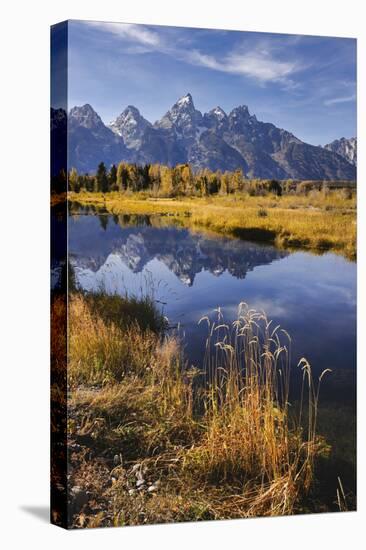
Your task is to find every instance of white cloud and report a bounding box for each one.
[82,22,303,86]
[185,46,302,85]
[85,21,161,47]
[324,94,356,106]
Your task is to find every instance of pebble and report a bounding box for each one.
[69,443,83,453]
[147,485,158,493]
[136,470,144,481]
[128,489,136,496]
[136,479,145,488]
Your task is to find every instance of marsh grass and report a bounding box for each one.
[67,294,331,526]
[180,305,330,516]
[82,291,167,333]
[69,191,356,259]
[68,292,168,385]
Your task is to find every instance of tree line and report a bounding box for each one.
[65,161,285,197]
[51,161,354,197]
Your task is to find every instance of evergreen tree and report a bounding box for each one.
[84,173,94,192]
[116,162,129,191]
[141,164,151,190]
[207,171,219,195]
[96,162,109,193]
[268,179,282,196]
[70,161,293,199]
[109,164,117,190]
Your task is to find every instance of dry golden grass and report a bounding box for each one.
[66,293,330,527]
[180,305,329,516]
[69,190,356,259]
[68,293,161,385]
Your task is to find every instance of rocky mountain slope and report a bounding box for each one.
[68,104,130,174]
[324,137,357,166]
[52,94,356,180]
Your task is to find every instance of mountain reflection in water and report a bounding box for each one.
[65,210,356,406]
[63,208,357,503]
[69,213,289,288]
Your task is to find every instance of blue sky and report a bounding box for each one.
[66,20,356,146]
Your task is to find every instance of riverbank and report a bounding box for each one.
[64,291,330,528]
[68,191,356,260]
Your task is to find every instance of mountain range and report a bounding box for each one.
[51,93,357,180]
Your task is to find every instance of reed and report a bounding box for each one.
[183,304,330,515]
[67,293,331,526]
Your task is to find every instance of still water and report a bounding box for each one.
[67,210,356,406]
[54,207,356,503]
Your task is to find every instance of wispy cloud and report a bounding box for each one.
[185,47,301,84]
[324,94,356,106]
[86,21,162,47]
[83,21,304,87]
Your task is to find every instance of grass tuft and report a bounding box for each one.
[66,293,331,527]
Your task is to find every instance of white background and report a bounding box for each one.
[0,0,364,548]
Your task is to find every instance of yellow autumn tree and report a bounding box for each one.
[160,165,174,196]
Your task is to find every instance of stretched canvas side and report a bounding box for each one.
[50,20,69,529]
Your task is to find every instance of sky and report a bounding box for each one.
[64,20,356,146]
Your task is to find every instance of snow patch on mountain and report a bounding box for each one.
[324,137,357,166]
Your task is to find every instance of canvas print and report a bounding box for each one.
[51,20,357,529]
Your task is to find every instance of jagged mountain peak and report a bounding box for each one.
[69,103,104,129]
[114,104,143,121]
[230,104,250,115]
[110,104,149,126]
[210,106,227,119]
[71,102,95,113]
[61,97,356,180]
[228,105,255,129]
[124,104,141,114]
[175,92,194,108]
[109,105,151,149]
[166,93,199,118]
[324,136,357,166]
[203,106,228,131]
[155,92,203,137]
[67,103,129,173]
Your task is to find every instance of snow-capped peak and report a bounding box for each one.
[212,106,227,119]
[155,93,203,136]
[176,93,194,107]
